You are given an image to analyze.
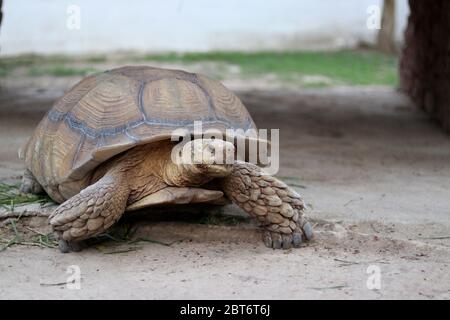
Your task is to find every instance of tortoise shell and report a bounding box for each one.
[20,66,258,202]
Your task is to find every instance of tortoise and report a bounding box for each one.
[19,66,313,252]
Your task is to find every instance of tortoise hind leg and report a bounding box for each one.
[20,169,44,194]
[49,169,130,253]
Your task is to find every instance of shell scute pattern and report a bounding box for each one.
[21,66,258,201]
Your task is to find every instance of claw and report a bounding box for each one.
[271,233,283,249]
[282,234,292,249]
[263,228,308,249]
[58,239,84,253]
[302,221,314,240]
[292,232,303,247]
[263,231,273,248]
[58,240,70,253]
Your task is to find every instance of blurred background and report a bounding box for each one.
[1,0,409,54]
[0,0,407,90]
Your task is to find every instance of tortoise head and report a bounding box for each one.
[179,138,235,178]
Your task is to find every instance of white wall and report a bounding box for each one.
[1,0,410,55]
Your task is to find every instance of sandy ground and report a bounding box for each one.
[0,69,449,300]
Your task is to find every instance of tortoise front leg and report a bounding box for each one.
[49,169,130,253]
[221,162,313,249]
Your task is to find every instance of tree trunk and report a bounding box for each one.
[377,0,396,54]
[400,0,450,131]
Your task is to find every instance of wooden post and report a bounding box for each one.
[377,0,396,54]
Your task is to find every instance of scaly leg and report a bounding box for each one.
[20,169,44,194]
[49,169,130,252]
[221,161,313,249]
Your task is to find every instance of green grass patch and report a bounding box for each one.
[0,221,58,251]
[143,50,398,86]
[0,182,52,210]
[0,50,398,85]
[0,54,72,77]
[28,65,98,77]
[0,53,104,77]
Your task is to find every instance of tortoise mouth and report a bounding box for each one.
[200,163,233,177]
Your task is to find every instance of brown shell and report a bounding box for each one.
[20,66,258,201]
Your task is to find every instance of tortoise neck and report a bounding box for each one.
[91,140,214,195]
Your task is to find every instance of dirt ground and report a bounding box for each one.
[0,66,449,300]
